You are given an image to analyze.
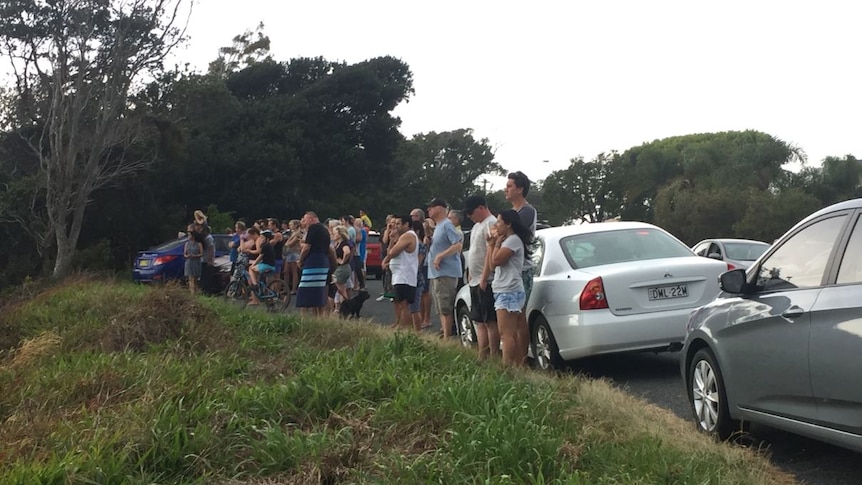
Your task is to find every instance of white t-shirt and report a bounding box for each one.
[493,234,525,293]
[468,214,496,287]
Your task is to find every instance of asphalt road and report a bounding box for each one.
[290,278,862,485]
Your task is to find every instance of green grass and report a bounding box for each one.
[0,278,796,484]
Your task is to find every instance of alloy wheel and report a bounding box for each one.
[458,307,475,347]
[692,359,720,432]
[534,324,553,369]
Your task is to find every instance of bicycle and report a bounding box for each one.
[224,262,289,311]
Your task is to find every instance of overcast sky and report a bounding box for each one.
[176,0,862,186]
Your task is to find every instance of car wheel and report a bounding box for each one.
[457,304,476,347]
[688,348,736,440]
[531,316,562,370]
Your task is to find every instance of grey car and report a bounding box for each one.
[681,198,862,453]
[691,238,769,270]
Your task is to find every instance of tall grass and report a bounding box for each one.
[0,280,795,484]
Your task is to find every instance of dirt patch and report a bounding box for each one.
[98,286,229,353]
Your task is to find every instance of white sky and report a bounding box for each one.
[176,0,861,187]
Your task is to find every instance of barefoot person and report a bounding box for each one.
[488,209,533,367]
[505,171,537,365]
[426,198,463,339]
[296,212,335,317]
[464,195,499,359]
[381,215,418,330]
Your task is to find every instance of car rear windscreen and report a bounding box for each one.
[561,228,693,269]
[724,242,768,261]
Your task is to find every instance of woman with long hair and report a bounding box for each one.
[283,219,303,294]
[332,225,353,313]
[183,224,203,294]
[488,209,533,367]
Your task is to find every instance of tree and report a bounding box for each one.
[733,189,822,243]
[395,129,505,209]
[207,22,272,78]
[616,131,803,221]
[0,0,191,277]
[540,152,623,225]
[653,182,746,245]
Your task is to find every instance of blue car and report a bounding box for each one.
[133,234,233,283]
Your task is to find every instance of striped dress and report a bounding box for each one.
[296,224,331,308]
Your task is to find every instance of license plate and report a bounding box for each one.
[648,284,688,300]
[139,260,150,268]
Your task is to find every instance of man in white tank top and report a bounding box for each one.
[382,215,418,330]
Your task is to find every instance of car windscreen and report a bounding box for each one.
[723,242,768,261]
[561,228,693,269]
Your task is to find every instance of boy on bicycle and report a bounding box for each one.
[249,229,277,305]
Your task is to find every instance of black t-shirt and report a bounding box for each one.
[306,223,331,253]
[335,241,349,262]
[260,241,276,266]
[272,234,286,258]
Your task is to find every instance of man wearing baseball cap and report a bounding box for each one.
[464,195,499,359]
[426,197,463,338]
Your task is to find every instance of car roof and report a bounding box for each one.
[696,238,769,245]
[537,221,658,240]
[800,198,862,223]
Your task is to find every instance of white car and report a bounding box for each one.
[454,222,730,369]
[691,238,770,270]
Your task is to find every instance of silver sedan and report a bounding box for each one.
[455,221,729,369]
[682,198,862,453]
[691,238,770,270]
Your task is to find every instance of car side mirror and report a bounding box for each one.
[707,252,722,260]
[719,269,748,294]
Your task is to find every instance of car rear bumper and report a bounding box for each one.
[547,307,692,361]
[133,268,171,283]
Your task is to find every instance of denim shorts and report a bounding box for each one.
[494,290,526,313]
[284,252,300,263]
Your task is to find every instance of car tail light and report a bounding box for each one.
[580,277,609,310]
[726,263,736,271]
[153,255,178,266]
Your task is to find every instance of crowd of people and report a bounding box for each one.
[183,171,538,367]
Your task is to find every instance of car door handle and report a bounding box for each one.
[781,306,805,319]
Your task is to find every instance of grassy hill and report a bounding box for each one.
[0,277,795,484]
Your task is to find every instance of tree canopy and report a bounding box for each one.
[0,20,859,287]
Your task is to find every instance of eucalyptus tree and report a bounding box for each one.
[0,0,191,277]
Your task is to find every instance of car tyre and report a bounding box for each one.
[531,316,562,370]
[688,348,736,440]
[457,303,476,347]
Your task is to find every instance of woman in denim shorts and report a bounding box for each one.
[489,209,533,367]
[283,219,303,294]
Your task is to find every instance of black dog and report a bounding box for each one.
[339,290,370,319]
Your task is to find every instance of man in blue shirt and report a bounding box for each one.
[426,197,463,338]
[354,218,368,291]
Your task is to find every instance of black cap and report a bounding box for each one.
[463,195,487,215]
[426,197,448,209]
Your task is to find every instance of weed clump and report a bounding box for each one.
[98,285,223,352]
[5,331,62,369]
